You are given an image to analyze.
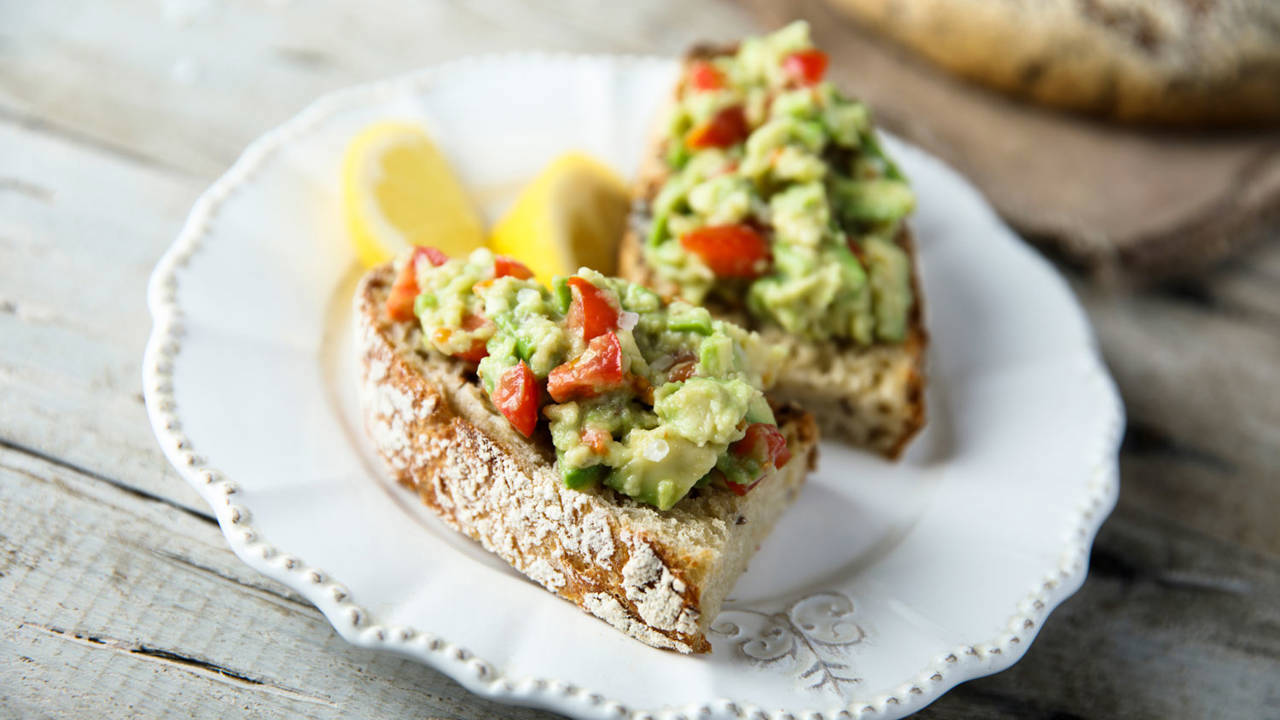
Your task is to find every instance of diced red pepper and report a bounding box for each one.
[386,267,419,322]
[385,246,449,322]
[679,224,771,278]
[492,361,539,437]
[581,427,611,455]
[733,422,792,469]
[431,313,488,363]
[417,246,450,268]
[454,340,488,363]
[685,105,749,149]
[458,313,489,363]
[565,277,619,343]
[547,332,628,402]
[782,49,828,86]
[687,60,725,92]
[493,255,534,280]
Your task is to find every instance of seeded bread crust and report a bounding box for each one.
[355,265,819,653]
[826,0,1280,126]
[619,47,926,458]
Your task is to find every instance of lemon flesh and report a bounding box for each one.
[343,122,485,267]
[489,152,630,285]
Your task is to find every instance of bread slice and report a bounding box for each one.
[825,0,1280,127]
[618,45,927,459]
[355,265,819,653]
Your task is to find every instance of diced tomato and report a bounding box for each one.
[565,277,619,342]
[725,477,762,496]
[385,246,449,322]
[782,49,828,86]
[385,265,419,321]
[687,60,725,91]
[547,332,628,402]
[493,255,534,280]
[417,246,450,268]
[457,339,487,363]
[458,313,489,362]
[492,361,539,437]
[679,224,771,278]
[431,313,488,363]
[733,422,792,469]
[685,105,749,149]
[581,427,611,455]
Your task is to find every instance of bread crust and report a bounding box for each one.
[826,0,1280,127]
[619,48,927,457]
[355,265,819,653]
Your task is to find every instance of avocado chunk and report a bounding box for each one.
[698,334,737,376]
[562,464,606,489]
[551,277,573,315]
[667,305,714,335]
[654,377,756,446]
[606,427,719,510]
[832,178,915,225]
[715,450,765,488]
[745,395,776,425]
[865,236,913,342]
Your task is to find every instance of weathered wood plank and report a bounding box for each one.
[5,438,1279,720]
[0,116,209,516]
[1075,239,1280,555]
[0,445,563,720]
[919,507,1280,719]
[3,1,1279,717]
[0,0,758,178]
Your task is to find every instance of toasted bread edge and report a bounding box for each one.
[355,265,818,653]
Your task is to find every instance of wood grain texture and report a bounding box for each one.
[1,0,1278,718]
[0,446,556,720]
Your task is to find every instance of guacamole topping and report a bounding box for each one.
[386,247,791,511]
[644,21,915,344]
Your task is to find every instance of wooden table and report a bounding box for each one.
[3,2,1277,718]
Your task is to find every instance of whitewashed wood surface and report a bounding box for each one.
[2,2,1278,718]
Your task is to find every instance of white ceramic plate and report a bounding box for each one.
[143,54,1123,720]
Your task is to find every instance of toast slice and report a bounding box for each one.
[619,40,927,458]
[356,264,819,653]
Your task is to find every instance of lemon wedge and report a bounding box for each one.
[342,122,485,267]
[489,152,630,285]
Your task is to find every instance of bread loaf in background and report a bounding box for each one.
[826,0,1280,126]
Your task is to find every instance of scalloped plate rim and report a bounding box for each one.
[142,52,1123,720]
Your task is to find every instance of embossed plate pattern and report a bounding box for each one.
[143,54,1123,720]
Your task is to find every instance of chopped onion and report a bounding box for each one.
[643,438,669,462]
[618,310,639,331]
[517,288,540,306]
